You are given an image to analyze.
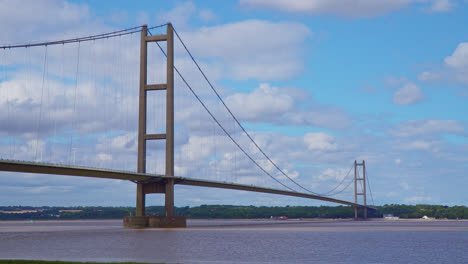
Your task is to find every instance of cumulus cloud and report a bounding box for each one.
[392,82,425,105]
[445,43,468,69]
[397,140,436,151]
[419,42,468,85]
[157,1,197,29]
[303,132,338,151]
[181,20,312,80]
[444,42,468,83]
[0,0,118,47]
[225,83,295,120]
[428,0,455,12]
[389,119,466,137]
[418,71,441,82]
[239,0,455,18]
[404,195,432,203]
[157,1,218,28]
[1,0,466,207]
[224,83,350,129]
[400,181,410,190]
[318,168,350,181]
[198,9,217,22]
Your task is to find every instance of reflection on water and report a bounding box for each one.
[0,219,467,264]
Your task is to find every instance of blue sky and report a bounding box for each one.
[0,0,467,207]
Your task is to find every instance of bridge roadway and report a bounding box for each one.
[0,159,374,209]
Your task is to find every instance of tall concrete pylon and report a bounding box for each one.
[125,23,185,228]
[354,160,367,220]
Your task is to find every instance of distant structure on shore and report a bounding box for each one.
[383,214,399,220]
[270,216,288,220]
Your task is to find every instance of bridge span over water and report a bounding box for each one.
[0,160,372,209]
[0,23,375,227]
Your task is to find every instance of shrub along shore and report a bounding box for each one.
[0,204,466,220]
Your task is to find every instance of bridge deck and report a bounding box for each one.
[0,160,374,209]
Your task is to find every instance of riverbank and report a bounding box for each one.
[0,261,162,264]
[1,204,466,220]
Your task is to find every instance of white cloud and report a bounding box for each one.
[397,140,434,151]
[157,1,197,29]
[420,42,468,85]
[222,83,350,129]
[400,182,410,190]
[389,119,466,137]
[428,0,454,12]
[0,0,90,30]
[225,83,295,121]
[392,82,425,105]
[0,0,114,46]
[445,42,468,69]
[240,0,413,17]
[303,132,338,151]
[157,1,218,28]
[385,76,409,88]
[239,0,455,18]
[198,9,217,22]
[1,0,467,207]
[404,195,432,203]
[182,20,312,80]
[418,71,441,81]
[97,153,112,162]
[317,168,349,181]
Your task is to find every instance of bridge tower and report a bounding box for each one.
[354,160,367,220]
[125,23,185,228]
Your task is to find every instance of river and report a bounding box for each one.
[0,219,467,264]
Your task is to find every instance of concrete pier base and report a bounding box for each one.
[123,216,186,228]
[123,216,148,228]
[149,216,186,228]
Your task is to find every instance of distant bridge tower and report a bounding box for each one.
[354,160,367,219]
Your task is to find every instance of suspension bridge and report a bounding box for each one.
[0,23,375,227]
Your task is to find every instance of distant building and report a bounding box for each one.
[270,216,288,220]
[0,210,38,214]
[421,215,435,220]
[383,214,399,220]
[59,210,83,213]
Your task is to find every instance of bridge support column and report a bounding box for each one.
[125,181,186,228]
[136,183,146,216]
[165,179,174,217]
[354,160,368,220]
[123,23,185,228]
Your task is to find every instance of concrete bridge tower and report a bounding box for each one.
[124,23,186,228]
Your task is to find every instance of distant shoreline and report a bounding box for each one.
[0,260,161,264]
[1,218,467,222]
[1,204,466,220]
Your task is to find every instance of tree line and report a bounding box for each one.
[0,204,466,220]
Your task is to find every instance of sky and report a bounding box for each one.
[0,0,467,207]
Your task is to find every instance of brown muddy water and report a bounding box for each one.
[0,219,467,264]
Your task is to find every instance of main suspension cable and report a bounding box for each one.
[148,29,298,193]
[0,24,167,49]
[171,25,320,195]
[365,166,375,206]
[320,163,354,196]
[326,176,355,197]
